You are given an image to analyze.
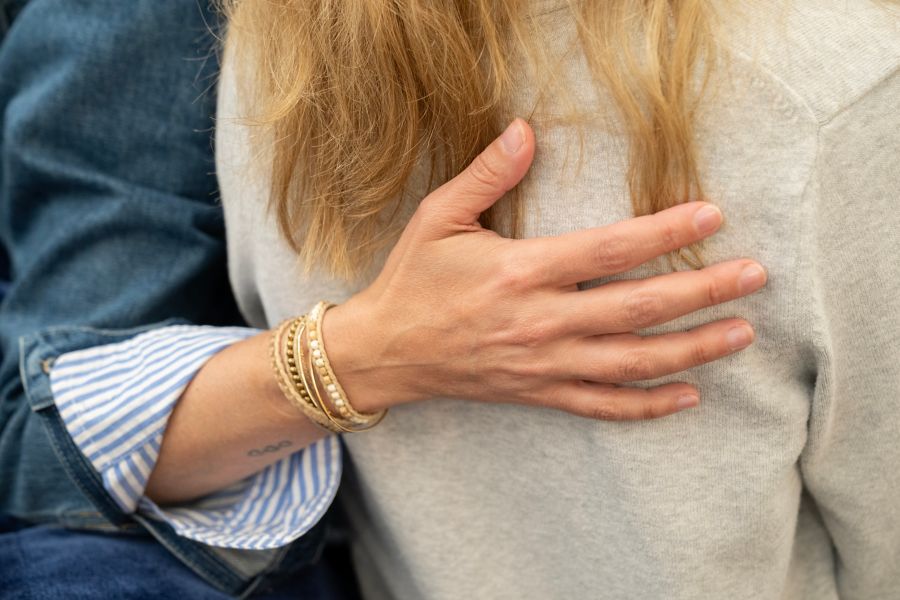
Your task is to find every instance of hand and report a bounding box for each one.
[325,119,767,421]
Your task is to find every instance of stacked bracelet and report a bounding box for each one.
[270,317,341,433]
[269,302,387,433]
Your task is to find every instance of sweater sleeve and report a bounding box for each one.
[48,324,341,550]
[801,66,900,599]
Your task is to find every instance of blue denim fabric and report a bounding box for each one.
[0,516,353,600]
[0,242,7,301]
[0,0,336,596]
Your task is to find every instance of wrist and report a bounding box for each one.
[322,297,424,413]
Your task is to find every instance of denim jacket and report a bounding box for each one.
[0,0,325,595]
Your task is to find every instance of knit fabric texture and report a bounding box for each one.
[216,1,900,598]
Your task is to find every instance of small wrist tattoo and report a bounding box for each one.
[247,440,293,457]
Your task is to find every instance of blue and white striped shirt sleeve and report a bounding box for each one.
[49,324,341,550]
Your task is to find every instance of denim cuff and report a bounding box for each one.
[44,323,340,552]
[16,320,322,596]
[19,321,189,526]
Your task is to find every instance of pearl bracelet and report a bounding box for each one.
[306,301,387,431]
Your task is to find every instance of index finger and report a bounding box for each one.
[521,201,723,287]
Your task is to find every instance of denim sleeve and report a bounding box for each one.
[0,0,242,522]
[0,0,327,594]
[50,325,341,550]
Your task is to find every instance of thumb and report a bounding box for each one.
[428,118,535,227]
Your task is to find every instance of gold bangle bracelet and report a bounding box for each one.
[285,317,320,414]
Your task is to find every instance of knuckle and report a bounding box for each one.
[705,277,725,306]
[468,153,505,190]
[414,192,449,228]
[656,220,682,250]
[590,400,624,421]
[640,396,665,420]
[622,288,665,329]
[406,205,427,230]
[494,255,536,292]
[592,235,633,274]
[522,383,554,405]
[541,384,572,410]
[497,357,552,389]
[417,196,441,221]
[510,320,555,349]
[690,339,715,365]
[615,349,655,382]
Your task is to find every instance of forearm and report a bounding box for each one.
[144,331,330,505]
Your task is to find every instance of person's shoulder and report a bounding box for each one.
[722,0,900,124]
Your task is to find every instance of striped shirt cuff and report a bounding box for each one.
[49,324,341,549]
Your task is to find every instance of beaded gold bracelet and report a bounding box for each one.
[301,325,358,433]
[293,318,358,433]
[306,301,387,431]
[269,317,342,434]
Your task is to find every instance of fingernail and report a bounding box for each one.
[693,205,722,235]
[499,119,525,154]
[739,264,767,293]
[727,325,754,350]
[676,394,699,410]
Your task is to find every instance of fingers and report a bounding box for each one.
[421,118,536,231]
[561,259,767,335]
[563,318,754,384]
[522,201,725,287]
[546,380,700,421]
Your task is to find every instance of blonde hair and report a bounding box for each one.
[222,0,718,279]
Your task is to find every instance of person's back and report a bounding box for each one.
[217,0,900,597]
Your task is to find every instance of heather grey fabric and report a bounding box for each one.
[216,1,900,598]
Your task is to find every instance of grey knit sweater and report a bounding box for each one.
[216,1,900,598]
